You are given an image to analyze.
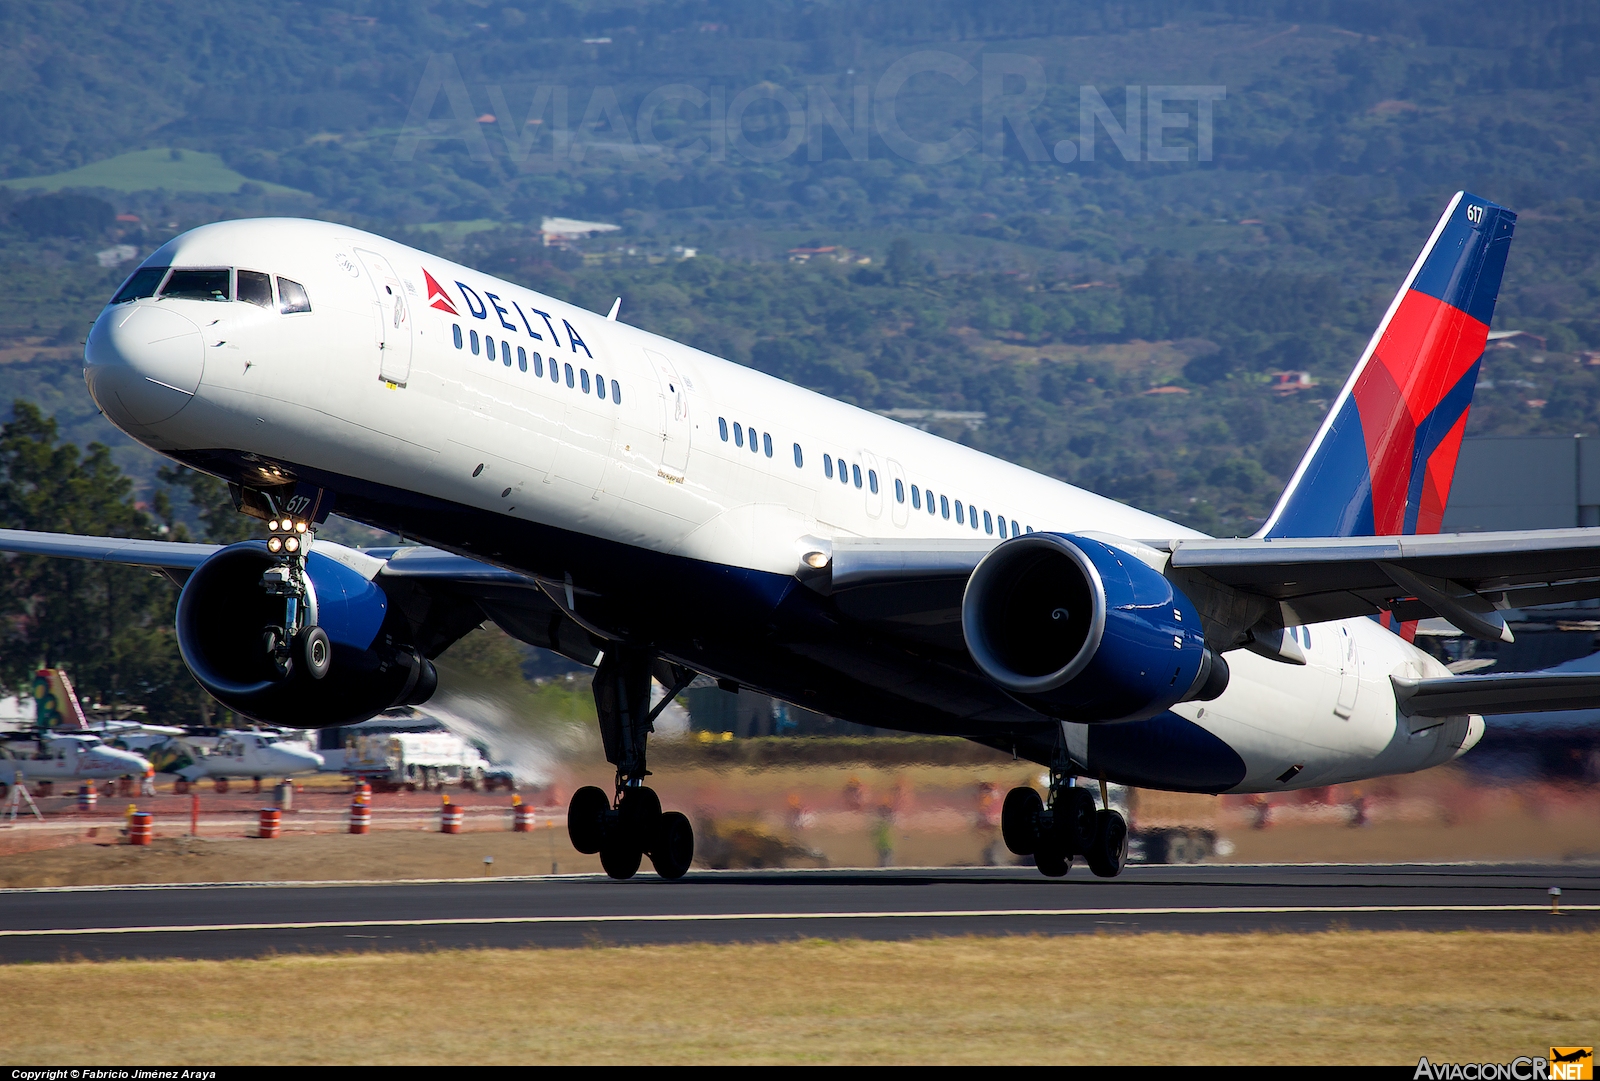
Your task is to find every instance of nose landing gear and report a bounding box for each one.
[1000,756,1128,878]
[569,648,698,880]
[258,511,326,682]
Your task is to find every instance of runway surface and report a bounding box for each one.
[0,863,1594,962]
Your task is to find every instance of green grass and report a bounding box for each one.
[1,148,307,195]
[409,219,506,239]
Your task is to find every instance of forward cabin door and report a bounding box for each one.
[646,348,691,475]
[354,248,413,386]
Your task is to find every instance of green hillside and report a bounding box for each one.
[0,0,1597,537]
[0,149,308,195]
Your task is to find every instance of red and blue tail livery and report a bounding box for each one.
[1261,191,1516,541]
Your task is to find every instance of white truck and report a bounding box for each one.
[342,728,501,791]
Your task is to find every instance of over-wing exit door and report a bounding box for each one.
[354,248,413,386]
[646,348,691,474]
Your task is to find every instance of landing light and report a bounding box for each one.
[294,521,307,534]
[803,551,830,569]
[267,536,283,553]
[268,519,281,532]
[285,536,300,553]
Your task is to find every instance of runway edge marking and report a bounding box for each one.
[3,904,1597,937]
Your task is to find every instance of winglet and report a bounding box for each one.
[1260,192,1516,540]
[606,297,620,321]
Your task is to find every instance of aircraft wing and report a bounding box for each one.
[806,528,1600,649]
[0,528,220,569]
[0,528,599,663]
[1163,527,1600,642]
[1392,671,1600,717]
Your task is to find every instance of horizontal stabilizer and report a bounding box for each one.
[1392,671,1600,718]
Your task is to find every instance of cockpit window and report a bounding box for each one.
[161,268,231,301]
[237,270,273,308]
[112,266,169,304]
[277,277,311,314]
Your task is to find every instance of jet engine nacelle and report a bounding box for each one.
[962,532,1228,722]
[175,542,436,728]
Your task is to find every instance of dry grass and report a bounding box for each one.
[4,931,1594,1064]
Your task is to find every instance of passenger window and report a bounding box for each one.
[236,270,273,307]
[517,346,527,372]
[895,478,905,503]
[997,515,1007,538]
[984,510,993,535]
[111,266,169,304]
[940,495,950,519]
[548,356,558,382]
[502,340,512,366]
[840,457,850,485]
[565,363,575,388]
[852,464,862,489]
[486,335,495,361]
[162,268,230,302]
[734,422,744,448]
[581,369,591,393]
[793,443,803,468]
[453,324,463,350]
[955,501,964,525]
[824,453,833,478]
[612,379,621,403]
[911,484,920,509]
[750,427,760,454]
[597,375,607,400]
[470,330,480,355]
[1304,628,1313,648]
[277,277,311,313]
[1026,525,1034,533]
[971,509,980,530]
[868,469,878,494]
[719,418,729,442]
[763,433,773,458]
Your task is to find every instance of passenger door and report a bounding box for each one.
[353,248,413,386]
[646,349,691,475]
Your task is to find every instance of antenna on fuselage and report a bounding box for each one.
[606,297,620,321]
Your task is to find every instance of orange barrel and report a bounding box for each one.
[258,808,281,839]
[441,804,464,834]
[355,781,372,804]
[513,805,535,832]
[349,801,371,834]
[78,785,97,810]
[128,812,153,846]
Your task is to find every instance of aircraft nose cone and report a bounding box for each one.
[85,304,204,428]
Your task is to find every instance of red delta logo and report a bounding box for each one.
[423,269,458,315]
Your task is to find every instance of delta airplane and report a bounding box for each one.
[7,191,1600,880]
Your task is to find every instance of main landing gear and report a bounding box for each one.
[567,648,697,881]
[1001,762,1128,878]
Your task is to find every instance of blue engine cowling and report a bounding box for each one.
[175,542,436,727]
[961,533,1228,722]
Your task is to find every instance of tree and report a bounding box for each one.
[0,401,208,722]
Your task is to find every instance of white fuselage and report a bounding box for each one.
[83,218,1480,794]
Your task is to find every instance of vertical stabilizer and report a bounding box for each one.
[31,667,89,729]
[1260,192,1516,540]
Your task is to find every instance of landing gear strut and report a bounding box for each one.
[258,504,326,681]
[568,648,697,880]
[1000,741,1128,878]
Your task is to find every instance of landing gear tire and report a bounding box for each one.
[297,626,331,680]
[649,811,694,881]
[618,785,662,847]
[262,626,293,679]
[1035,846,1071,878]
[1086,809,1129,878]
[1059,787,1098,854]
[567,786,610,855]
[600,843,642,881]
[1001,787,1043,855]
